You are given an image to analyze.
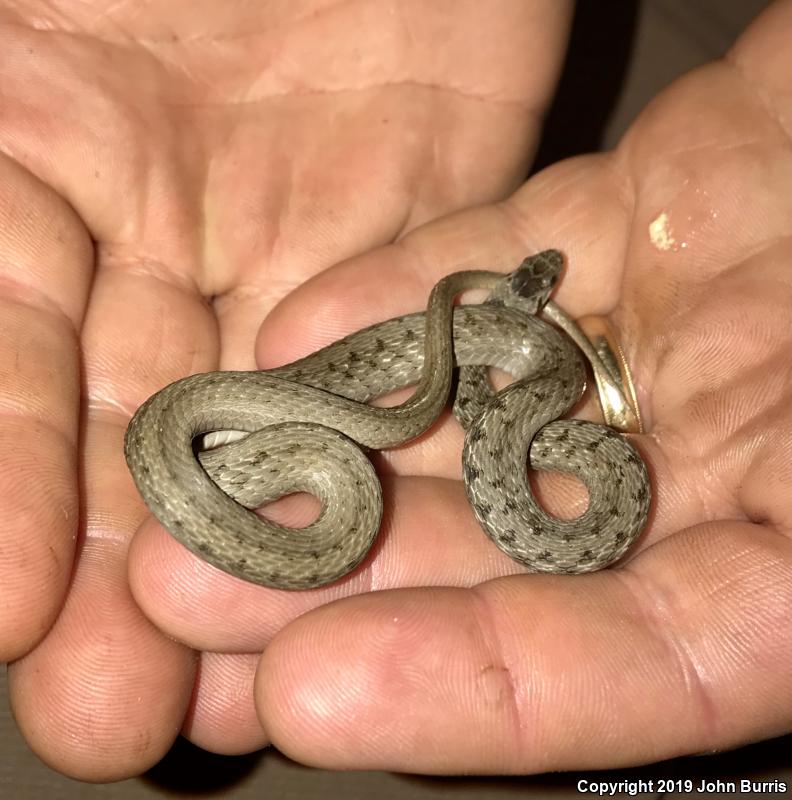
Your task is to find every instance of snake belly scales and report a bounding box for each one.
[124,250,651,590]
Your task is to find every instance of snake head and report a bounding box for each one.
[490,250,563,313]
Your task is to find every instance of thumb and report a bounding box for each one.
[255,520,792,773]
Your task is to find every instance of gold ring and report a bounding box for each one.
[577,315,644,434]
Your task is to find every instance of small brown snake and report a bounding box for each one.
[125,250,650,589]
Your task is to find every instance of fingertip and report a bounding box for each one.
[8,551,196,782]
[0,423,78,662]
[183,652,269,756]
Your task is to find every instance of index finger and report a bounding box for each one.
[0,154,92,661]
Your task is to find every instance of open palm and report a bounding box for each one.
[5,0,792,782]
[0,0,572,780]
[132,0,792,775]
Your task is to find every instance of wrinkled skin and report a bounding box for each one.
[2,0,792,782]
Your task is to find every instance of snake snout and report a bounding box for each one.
[508,250,563,311]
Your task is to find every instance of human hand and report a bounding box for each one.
[0,0,572,780]
[135,1,792,773]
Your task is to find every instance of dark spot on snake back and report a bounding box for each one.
[468,427,486,443]
[465,463,481,483]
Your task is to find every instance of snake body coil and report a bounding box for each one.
[125,251,650,589]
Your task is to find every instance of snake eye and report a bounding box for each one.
[511,250,563,299]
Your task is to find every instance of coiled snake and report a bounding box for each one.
[124,250,650,589]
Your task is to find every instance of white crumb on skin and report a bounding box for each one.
[648,211,677,251]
